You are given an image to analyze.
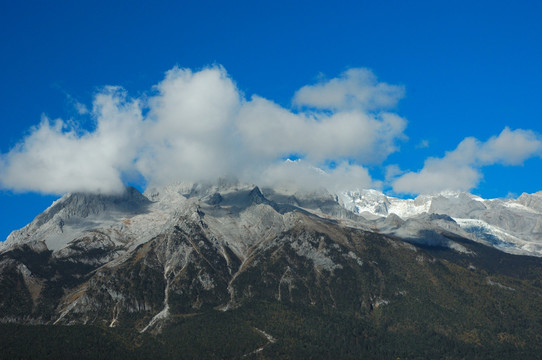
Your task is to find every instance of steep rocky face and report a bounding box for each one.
[53,221,233,330]
[3,187,152,252]
[0,183,321,328]
[0,183,460,328]
[517,191,542,212]
[1,183,542,338]
[3,183,542,358]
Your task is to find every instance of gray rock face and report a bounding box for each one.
[34,186,150,227]
[517,192,542,212]
[1,180,541,331]
[0,182,362,329]
[2,187,151,252]
[429,193,487,217]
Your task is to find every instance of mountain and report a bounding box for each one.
[2,182,542,359]
[339,189,542,256]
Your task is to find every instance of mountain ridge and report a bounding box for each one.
[2,181,542,358]
[3,183,542,259]
[339,188,542,256]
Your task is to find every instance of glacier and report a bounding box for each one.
[338,189,542,256]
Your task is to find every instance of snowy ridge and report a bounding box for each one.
[338,189,432,219]
[338,189,542,256]
[1,182,542,332]
[2,182,542,260]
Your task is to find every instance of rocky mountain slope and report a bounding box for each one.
[2,181,542,358]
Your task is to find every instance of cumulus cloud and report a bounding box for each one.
[392,160,481,195]
[0,87,141,194]
[259,159,375,192]
[293,68,405,111]
[0,66,407,194]
[477,127,542,165]
[2,65,541,197]
[237,96,406,164]
[135,67,242,185]
[392,127,542,194]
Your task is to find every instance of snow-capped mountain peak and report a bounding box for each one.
[3,182,542,260]
[338,188,542,256]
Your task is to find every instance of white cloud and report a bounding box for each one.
[292,68,405,111]
[392,127,542,195]
[259,160,375,192]
[2,65,541,197]
[0,87,142,194]
[236,97,406,164]
[392,160,481,195]
[0,65,407,194]
[135,66,242,186]
[477,127,542,166]
[384,164,403,181]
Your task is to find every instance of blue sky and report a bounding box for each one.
[1,0,541,240]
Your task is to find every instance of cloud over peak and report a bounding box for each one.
[237,97,406,165]
[3,65,539,197]
[0,66,407,195]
